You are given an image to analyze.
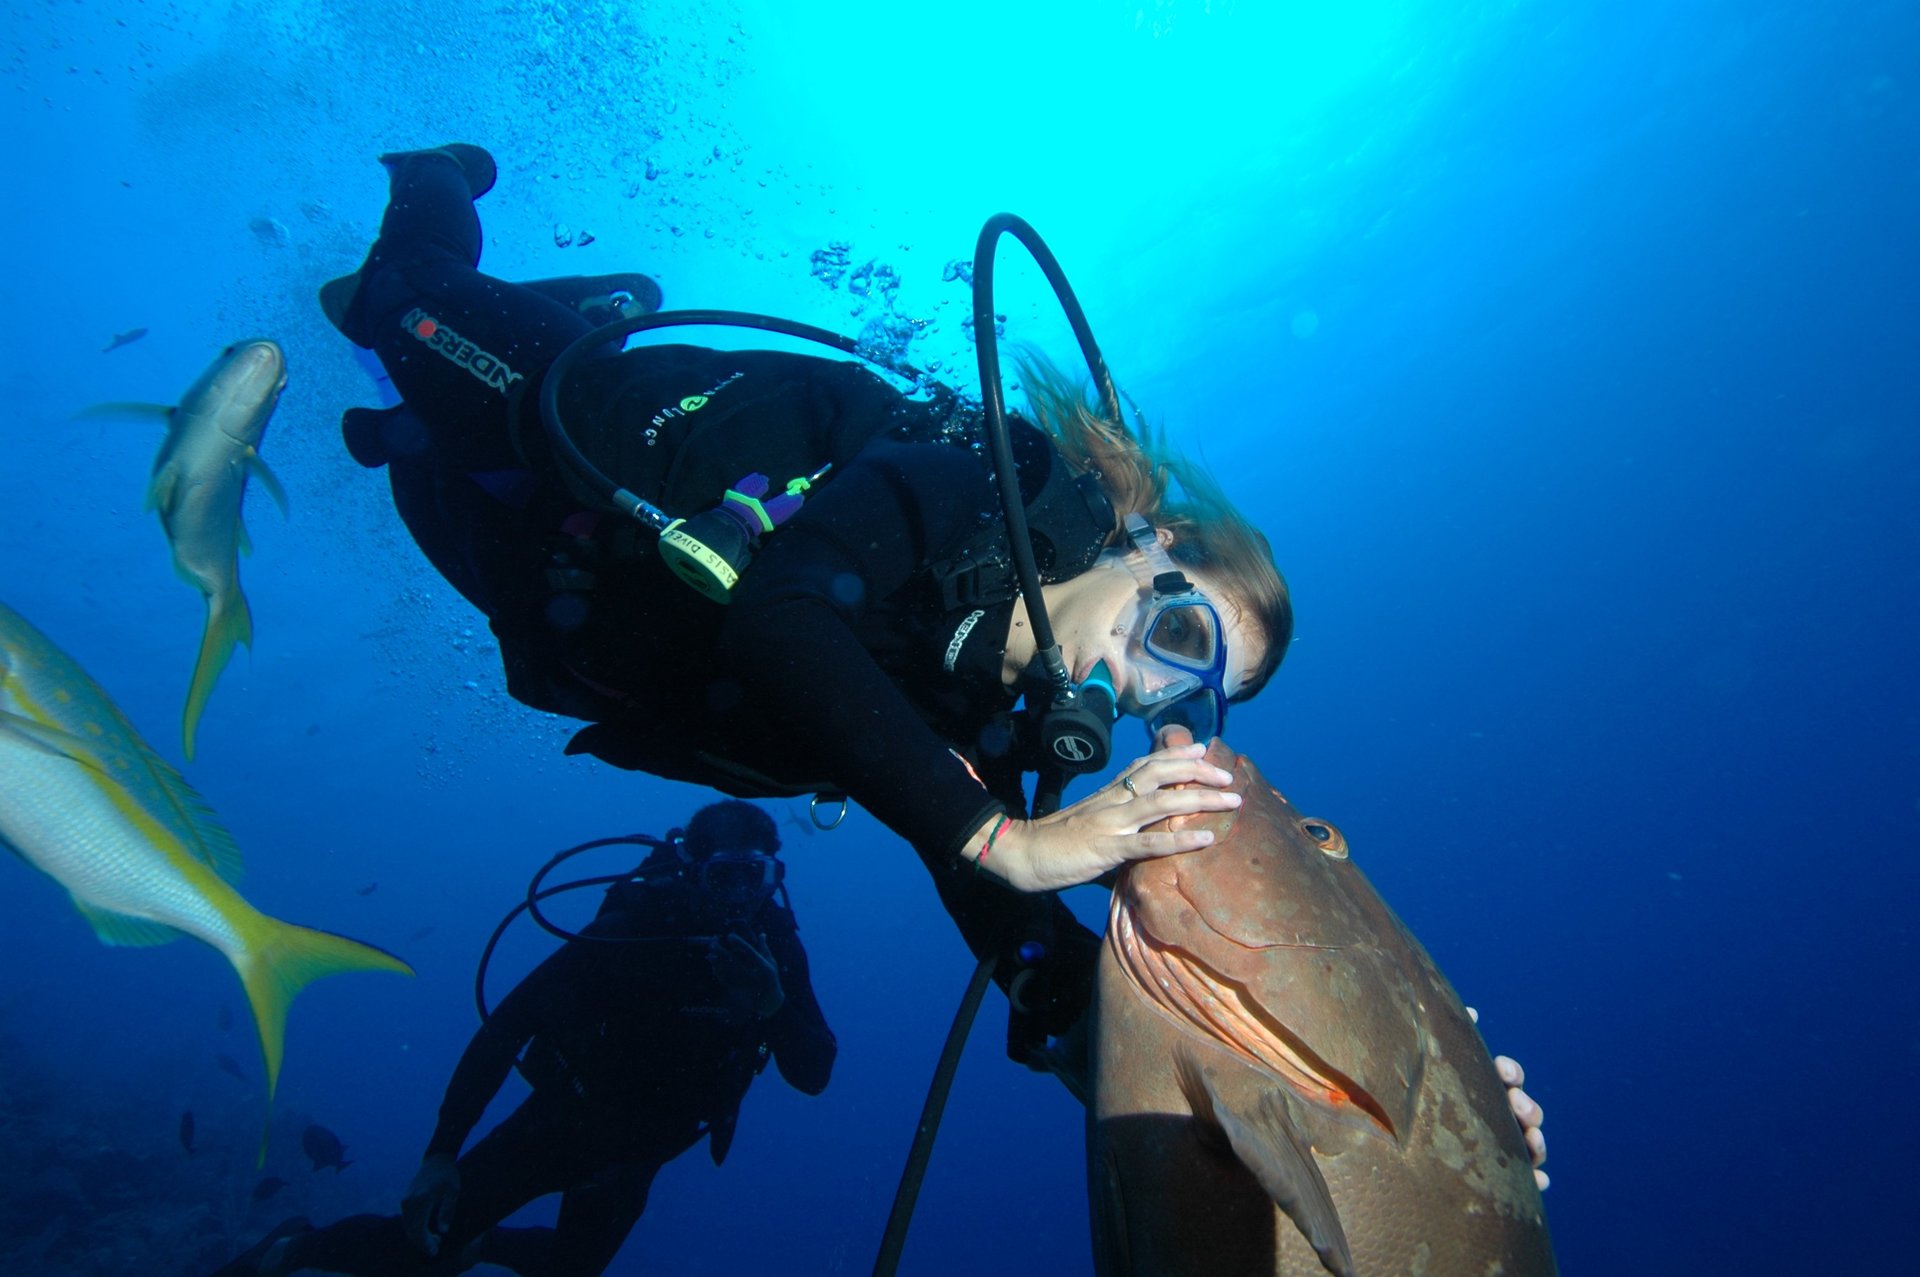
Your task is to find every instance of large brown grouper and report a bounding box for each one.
[1090,736,1557,1276]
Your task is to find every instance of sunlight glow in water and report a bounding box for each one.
[736,0,1424,209]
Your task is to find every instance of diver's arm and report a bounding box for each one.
[719,437,1009,865]
[760,910,836,1095]
[423,945,584,1158]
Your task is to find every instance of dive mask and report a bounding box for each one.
[1118,514,1231,742]
[698,850,783,917]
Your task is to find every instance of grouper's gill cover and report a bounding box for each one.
[1112,767,1427,1138]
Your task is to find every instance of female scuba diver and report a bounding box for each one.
[319,143,1284,1051]
[319,153,1562,1201]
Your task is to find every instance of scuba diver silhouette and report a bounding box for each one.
[218,801,835,1277]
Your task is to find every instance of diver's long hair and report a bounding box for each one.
[1015,348,1293,700]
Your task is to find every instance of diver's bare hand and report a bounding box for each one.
[1497,1055,1549,1190]
[708,929,785,1020]
[1466,1007,1550,1190]
[402,1153,461,1256]
[972,732,1240,892]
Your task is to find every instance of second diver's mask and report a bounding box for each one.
[697,849,784,922]
[1116,514,1232,742]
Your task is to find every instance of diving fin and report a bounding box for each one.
[208,1216,314,1277]
[341,404,429,469]
[377,143,498,199]
[319,272,372,349]
[521,272,665,324]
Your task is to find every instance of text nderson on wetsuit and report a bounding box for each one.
[556,347,1029,863]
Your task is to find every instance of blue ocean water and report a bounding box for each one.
[2,0,1914,1273]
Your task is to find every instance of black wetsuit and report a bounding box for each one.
[343,151,1102,1033]
[269,871,835,1277]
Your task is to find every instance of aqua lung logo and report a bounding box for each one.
[643,371,745,446]
[1052,734,1098,763]
[402,309,522,395]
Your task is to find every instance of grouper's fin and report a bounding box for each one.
[233,915,412,1164]
[1175,1051,1354,1277]
[246,451,290,519]
[73,898,183,947]
[182,587,253,763]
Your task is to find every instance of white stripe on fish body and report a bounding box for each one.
[0,731,249,954]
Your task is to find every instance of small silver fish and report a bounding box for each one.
[85,340,290,759]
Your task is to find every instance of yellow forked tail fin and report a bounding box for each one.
[234,917,413,1163]
[182,587,253,761]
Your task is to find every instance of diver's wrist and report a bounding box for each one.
[963,814,1036,890]
[962,813,1005,874]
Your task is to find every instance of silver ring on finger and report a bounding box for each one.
[1121,774,1138,797]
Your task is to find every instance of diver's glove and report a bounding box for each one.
[708,928,785,1021]
[402,1153,461,1257]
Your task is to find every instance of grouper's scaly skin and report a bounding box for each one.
[1091,739,1556,1277]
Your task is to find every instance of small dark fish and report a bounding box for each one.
[215,1052,247,1080]
[252,1176,289,1202]
[103,327,148,353]
[178,1110,196,1155]
[782,805,816,838]
[355,881,378,897]
[407,925,435,943]
[217,1002,234,1032]
[301,1123,351,1173]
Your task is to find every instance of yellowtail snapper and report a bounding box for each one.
[0,599,411,1161]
